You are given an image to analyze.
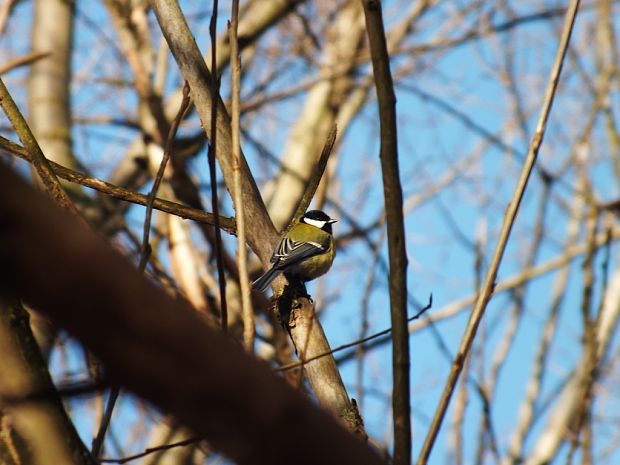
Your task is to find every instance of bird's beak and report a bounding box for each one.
[328,219,338,224]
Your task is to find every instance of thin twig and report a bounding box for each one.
[138,82,192,271]
[570,205,599,465]
[229,0,254,351]
[0,51,51,75]
[473,383,500,463]
[91,81,192,460]
[0,77,77,215]
[91,388,119,458]
[288,125,337,230]
[101,436,202,464]
[362,1,410,463]
[357,229,385,408]
[208,0,228,333]
[416,1,582,463]
[275,295,432,373]
[0,135,236,234]
[0,136,237,235]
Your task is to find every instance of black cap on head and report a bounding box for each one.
[302,210,337,234]
[304,210,332,221]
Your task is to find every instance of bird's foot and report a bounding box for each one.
[283,275,312,302]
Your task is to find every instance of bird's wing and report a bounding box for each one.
[271,237,327,268]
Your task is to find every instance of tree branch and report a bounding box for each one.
[0,165,385,465]
[0,135,236,234]
[229,0,255,351]
[362,1,410,463]
[289,125,337,229]
[207,0,228,333]
[0,77,77,215]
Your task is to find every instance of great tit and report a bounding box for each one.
[252,210,337,292]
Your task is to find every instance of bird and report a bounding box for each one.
[252,209,337,292]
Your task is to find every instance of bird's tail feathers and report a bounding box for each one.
[252,266,282,292]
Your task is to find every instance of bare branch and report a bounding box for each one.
[362,1,410,463]
[289,125,337,229]
[0,136,236,234]
[229,0,254,351]
[0,78,77,215]
[0,51,51,75]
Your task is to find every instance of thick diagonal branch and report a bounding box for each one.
[0,166,384,465]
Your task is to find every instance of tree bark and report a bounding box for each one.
[362,1,411,463]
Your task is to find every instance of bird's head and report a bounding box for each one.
[301,210,337,234]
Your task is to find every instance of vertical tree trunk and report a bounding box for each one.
[28,0,75,172]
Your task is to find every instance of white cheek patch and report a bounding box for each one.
[304,218,327,229]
